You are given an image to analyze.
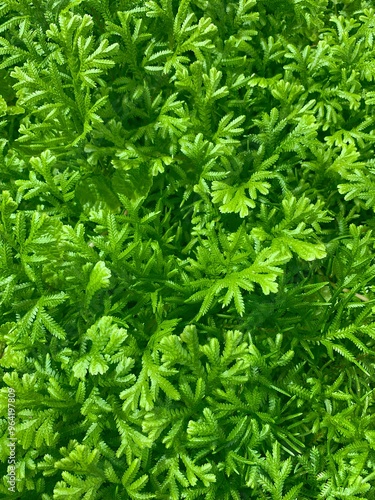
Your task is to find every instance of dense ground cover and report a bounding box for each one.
[1,0,375,498]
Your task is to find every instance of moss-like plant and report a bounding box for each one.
[2,0,375,498]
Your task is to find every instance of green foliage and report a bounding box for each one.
[2,0,375,498]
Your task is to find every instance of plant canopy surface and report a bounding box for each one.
[2,0,375,498]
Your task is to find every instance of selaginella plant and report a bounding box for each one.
[1,0,375,498]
